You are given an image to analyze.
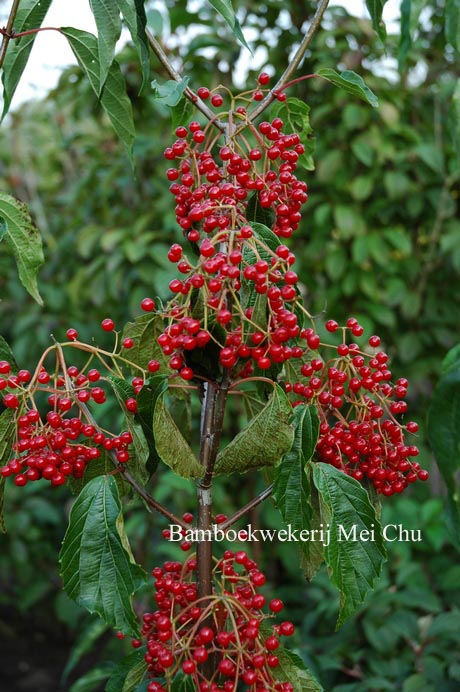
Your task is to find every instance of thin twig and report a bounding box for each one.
[0,0,21,68]
[218,484,273,532]
[248,0,330,123]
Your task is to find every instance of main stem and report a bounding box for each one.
[0,0,20,68]
[196,379,228,601]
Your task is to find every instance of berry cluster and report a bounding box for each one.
[132,550,295,692]
[0,355,132,487]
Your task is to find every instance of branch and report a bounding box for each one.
[0,0,20,68]
[144,27,226,130]
[248,0,330,122]
[218,484,273,532]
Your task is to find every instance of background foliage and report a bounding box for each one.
[1,1,460,690]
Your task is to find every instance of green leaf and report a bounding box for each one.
[0,335,18,374]
[170,672,196,691]
[115,0,150,92]
[311,462,386,627]
[135,374,169,475]
[107,376,150,485]
[274,647,324,692]
[452,79,460,167]
[270,98,315,170]
[151,78,190,107]
[398,0,412,70]
[446,0,460,53]
[0,192,44,305]
[89,0,122,91]
[365,0,388,41]
[153,391,203,478]
[171,97,194,132]
[273,405,319,526]
[62,618,108,682]
[0,407,18,519]
[0,0,53,119]
[427,348,460,546]
[246,192,275,228]
[59,475,146,636]
[317,69,379,108]
[206,0,250,50]
[215,384,294,474]
[68,664,114,692]
[105,648,148,692]
[62,28,135,162]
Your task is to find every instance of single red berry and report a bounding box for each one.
[211,93,223,107]
[325,319,339,333]
[101,318,115,332]
[258,71,270,85]
[141,297,156,312]
[269,598,284,613]
[66,328,78,341]
[148,360,160,373]
[122,338,134,349]
[197,86,210,100]
[3,393,19,409]
[125,398,138,413]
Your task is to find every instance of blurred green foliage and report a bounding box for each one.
[1,0,459,689]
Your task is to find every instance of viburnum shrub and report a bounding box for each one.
[0,1,430,690]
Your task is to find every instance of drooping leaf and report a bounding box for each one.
[153,391,203,478]
[0,193,44,305]
[105,647,148,692]
[270,98,315,170]
[273,405,319,525]
[151,78,190,107]
[311,462,386,627]
[398,0,412,71]
[365,0,388,42]
[0,0,53,119]
[62,28,135,162]
[68,664,114,692]
[273,406,322,577]
[0,335,18,374]
[135,374,169,475]
[107,376,150,485]
[115,0,149,91]
[206,0,250,50]
[89,0,122,91]
[122,314,171,376]
[427,346,460,547]
[215,384,294,474]
[317,69,379,108]
[59,475,146,636]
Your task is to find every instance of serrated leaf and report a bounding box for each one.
[59,475,146,636]
[105,648,148,692]
[0,192,44,304]
[206,0,250,50]
[62,28,135,162]
[317,69,379,108]
[151,77,190,107]
[1,0,53,119]
[107,376,150,485]
[275,647,323,692]
[365,0,388,42]
[215,384,294,474]
[270,98,315,170]
[153,391,203,478]
[68,450,128,497]
[273,405,318,525]
[311,462,386,627]
[89,0,122,91]
[0,335,18,374]
[246,192,275,227]
[115,0,149,92]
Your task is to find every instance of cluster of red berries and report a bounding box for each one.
[131,550,295,692]
[0,357,133,487]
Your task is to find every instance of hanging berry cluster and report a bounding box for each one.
[130,550,295,692]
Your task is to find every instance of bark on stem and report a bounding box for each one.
[0,0,21,68]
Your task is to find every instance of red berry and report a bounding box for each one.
[66,328,78,341]
[211,94,223,107]
[122,338,134,349]
[258,71,270,85]
[101,318,115,331]
[141,297,156,312]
